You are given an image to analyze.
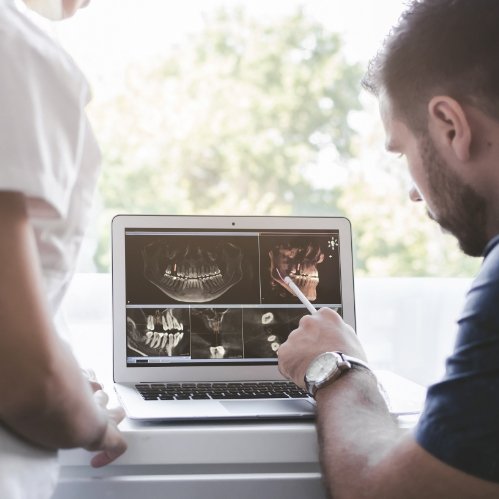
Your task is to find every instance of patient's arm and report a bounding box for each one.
[0,191,126,464]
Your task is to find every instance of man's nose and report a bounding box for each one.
[409,185,423,202]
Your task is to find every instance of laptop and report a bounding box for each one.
[112,215,356,421]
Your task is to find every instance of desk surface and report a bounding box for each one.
[59,370,423,468]
[54,372,422,499]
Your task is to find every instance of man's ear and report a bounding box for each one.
[427,96,471,162]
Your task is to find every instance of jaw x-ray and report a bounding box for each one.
[125,234,260,305]
[142,240,244,303]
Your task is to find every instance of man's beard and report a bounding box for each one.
[419,135,488,257]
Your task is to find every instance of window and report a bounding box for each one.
[49,0,478,386]
[52,0,480,277]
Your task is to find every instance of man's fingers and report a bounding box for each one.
[277,362,290,380]
[319,306,341,318]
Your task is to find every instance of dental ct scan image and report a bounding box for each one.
[124,229,343,366]
[242,307,306,358]
[259,234,342,305]
[126,307,191,358]
[190,307,244,359]
[125,234,260,305]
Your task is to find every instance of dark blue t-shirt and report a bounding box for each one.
[415,234,499,483]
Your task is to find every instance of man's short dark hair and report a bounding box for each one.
[362,0,499,132]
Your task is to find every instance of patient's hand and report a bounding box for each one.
[81,368,104,393]
[88,390,127,467]
[81,369,128,466]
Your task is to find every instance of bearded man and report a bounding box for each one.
[278,1,499,497]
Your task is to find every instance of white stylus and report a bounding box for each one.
[276,269,317,315]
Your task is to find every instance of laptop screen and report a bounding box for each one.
[124,228,342,367]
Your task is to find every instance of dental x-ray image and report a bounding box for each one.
[190,307,243,359]
[125,234,260,305]
[259,233,342,305]
[126,307,190,357]
[242,307,306,358]
[143,239,243,303]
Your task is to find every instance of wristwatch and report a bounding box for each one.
[304,351,371,398]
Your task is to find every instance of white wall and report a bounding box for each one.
[355,277,471,385]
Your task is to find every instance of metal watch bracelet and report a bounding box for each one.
[322,352,389,408]
[334,352,371,371]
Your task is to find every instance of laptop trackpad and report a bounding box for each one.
[221,399,314,417]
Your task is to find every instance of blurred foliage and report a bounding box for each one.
[88,6,480,277]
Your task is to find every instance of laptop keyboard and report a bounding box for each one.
[136,381,309,401]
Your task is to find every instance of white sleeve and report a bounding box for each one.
[0,5,91,219]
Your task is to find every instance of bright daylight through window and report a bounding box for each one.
[50,0,480,279]
[21,0,483,388]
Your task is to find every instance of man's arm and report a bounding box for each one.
[278,307,499,499]
[0,191,126,465]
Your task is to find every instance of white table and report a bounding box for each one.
[53,371,422,499]
[55,419,325,499]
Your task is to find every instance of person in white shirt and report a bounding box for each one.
[0,0,127,497]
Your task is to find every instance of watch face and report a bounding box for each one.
[307,352,339,382]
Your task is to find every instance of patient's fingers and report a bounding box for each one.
[90,421,128,468]
[107,406,126,425]
[81,368,104,392]
[93,389,109,408]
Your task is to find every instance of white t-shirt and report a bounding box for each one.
[0,0,101,497]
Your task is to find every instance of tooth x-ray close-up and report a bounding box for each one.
[126,308,190,358]
[242,308,304,358]
[190,307,243,359]
[142,239,244,303]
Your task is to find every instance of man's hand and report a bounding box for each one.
[87,390,127,468]
[277,307,367,388]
